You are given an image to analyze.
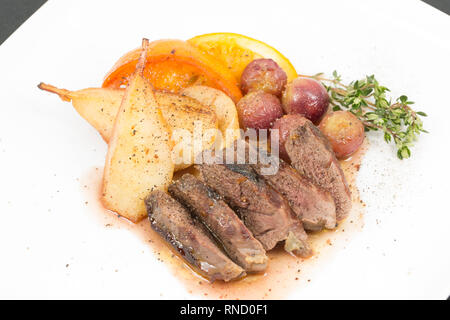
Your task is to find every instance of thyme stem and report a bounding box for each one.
[305,71,427,159]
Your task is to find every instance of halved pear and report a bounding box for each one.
[38,84,217,171]
[181,85,241,149]
[38,83,218,146]
[102,39,174,222]
[38,83,122,141]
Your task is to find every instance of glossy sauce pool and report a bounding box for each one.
[80,140,368,299]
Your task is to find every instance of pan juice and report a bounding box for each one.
[80,140,368,299]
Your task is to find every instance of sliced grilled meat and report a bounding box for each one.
[226,139,336,231]
[252,160,336,231]
[285,119,351,221]
[197,163,311,257]
[145,190,245,282]
[169,174,268,272]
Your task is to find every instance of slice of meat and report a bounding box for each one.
[197,163,312,257]
[225,139,336,231]
[145,190,245,282]
[169,174,268,272]
[252,160,337,231]
[285,119,351,221]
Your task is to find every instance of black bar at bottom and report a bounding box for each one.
[0,299,447,318]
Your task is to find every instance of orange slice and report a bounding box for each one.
[188,33,298,84]
[102,39,242,103]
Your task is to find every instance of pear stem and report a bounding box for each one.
[37,82,72,101]
[135,38,149,76]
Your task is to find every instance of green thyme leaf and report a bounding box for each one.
[307,72,428,159]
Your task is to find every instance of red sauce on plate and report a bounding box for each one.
[80,140,368,299]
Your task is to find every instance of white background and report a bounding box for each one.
[0,0,449,299]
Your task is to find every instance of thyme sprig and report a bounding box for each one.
[303,71,427,159]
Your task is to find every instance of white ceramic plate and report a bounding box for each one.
[0,0,449,299]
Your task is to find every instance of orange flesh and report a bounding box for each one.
[188,33,298,84]
[102,40,242,103]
